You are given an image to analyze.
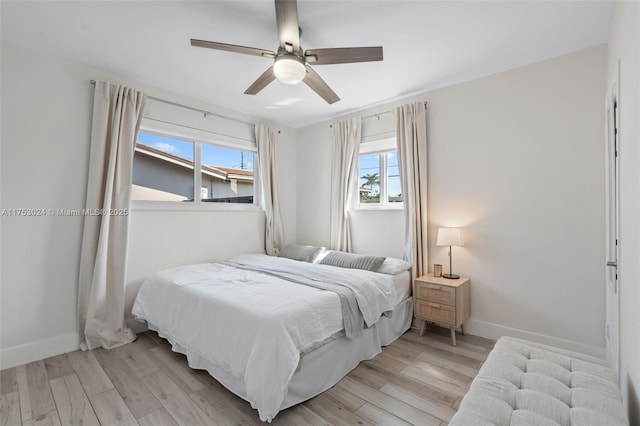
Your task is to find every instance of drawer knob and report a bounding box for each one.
[428,302,442,308]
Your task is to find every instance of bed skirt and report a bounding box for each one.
[147,296,413,421]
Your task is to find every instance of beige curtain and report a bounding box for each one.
[396,102,428,279]
[78,81,146,350]
[256,123,284,255]
[330,118,362,251]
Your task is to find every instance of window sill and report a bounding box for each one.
[131,200,264,212]
[354,204,404,211]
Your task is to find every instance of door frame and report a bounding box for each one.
[604,60,621,380]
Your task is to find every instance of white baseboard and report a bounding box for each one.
[0,332,79,370]
[464,318,606,359]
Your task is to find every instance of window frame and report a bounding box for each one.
[356,138,403,211]
[131,123,261,212]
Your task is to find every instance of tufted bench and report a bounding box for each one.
[449,336,628,426]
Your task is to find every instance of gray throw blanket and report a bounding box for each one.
[223,260,365,338]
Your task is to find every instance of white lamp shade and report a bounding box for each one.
[436,227,464,246]
[273,56,306,85]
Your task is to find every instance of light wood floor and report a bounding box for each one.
[0,326,494,426]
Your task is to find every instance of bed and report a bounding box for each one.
[131,248,413,422]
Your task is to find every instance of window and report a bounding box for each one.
[358,138,403,208]
[200,143,254,203]
[358,152,381,204]
[132,130,256,207]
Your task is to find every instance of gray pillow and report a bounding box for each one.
[319,251,386,272]
[277,244,325,263]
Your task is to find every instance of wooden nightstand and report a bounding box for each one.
[414,274,470,346]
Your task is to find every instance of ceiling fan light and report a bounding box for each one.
[273,56,306,85]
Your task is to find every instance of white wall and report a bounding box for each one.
[296,46,608,356]
[607,1,640,422]
[296,114,404,257]
[0,37,614,374]
[1,43,92,369]
[0,42,297,368]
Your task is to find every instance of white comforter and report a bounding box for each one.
[131,253,399,422]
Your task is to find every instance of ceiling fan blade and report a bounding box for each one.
[305,47,383,65]
[303,65,340,104]
[191,39,275,58]
[244,66,276,95]
[275,0,300,53]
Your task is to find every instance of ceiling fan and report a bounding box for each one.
[190,0,383,104]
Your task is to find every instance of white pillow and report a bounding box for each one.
[377,257,412,275]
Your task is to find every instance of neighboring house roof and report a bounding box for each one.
[135,142,253,182]
[214,166,254,178]
[131,184,188,201]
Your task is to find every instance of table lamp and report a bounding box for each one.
[436,227,464,279]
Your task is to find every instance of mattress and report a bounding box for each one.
[392,270,411,302]
[132,253,411,421]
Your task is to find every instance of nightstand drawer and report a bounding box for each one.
[415,300,456,325]
[415,282,456,306]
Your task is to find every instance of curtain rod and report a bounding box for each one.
[360,110,392,121]
[90,80,255,128]
[330,101,427,127]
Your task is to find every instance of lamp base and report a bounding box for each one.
[442,273,460,279]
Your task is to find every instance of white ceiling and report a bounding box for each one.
[0,1,613,128]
